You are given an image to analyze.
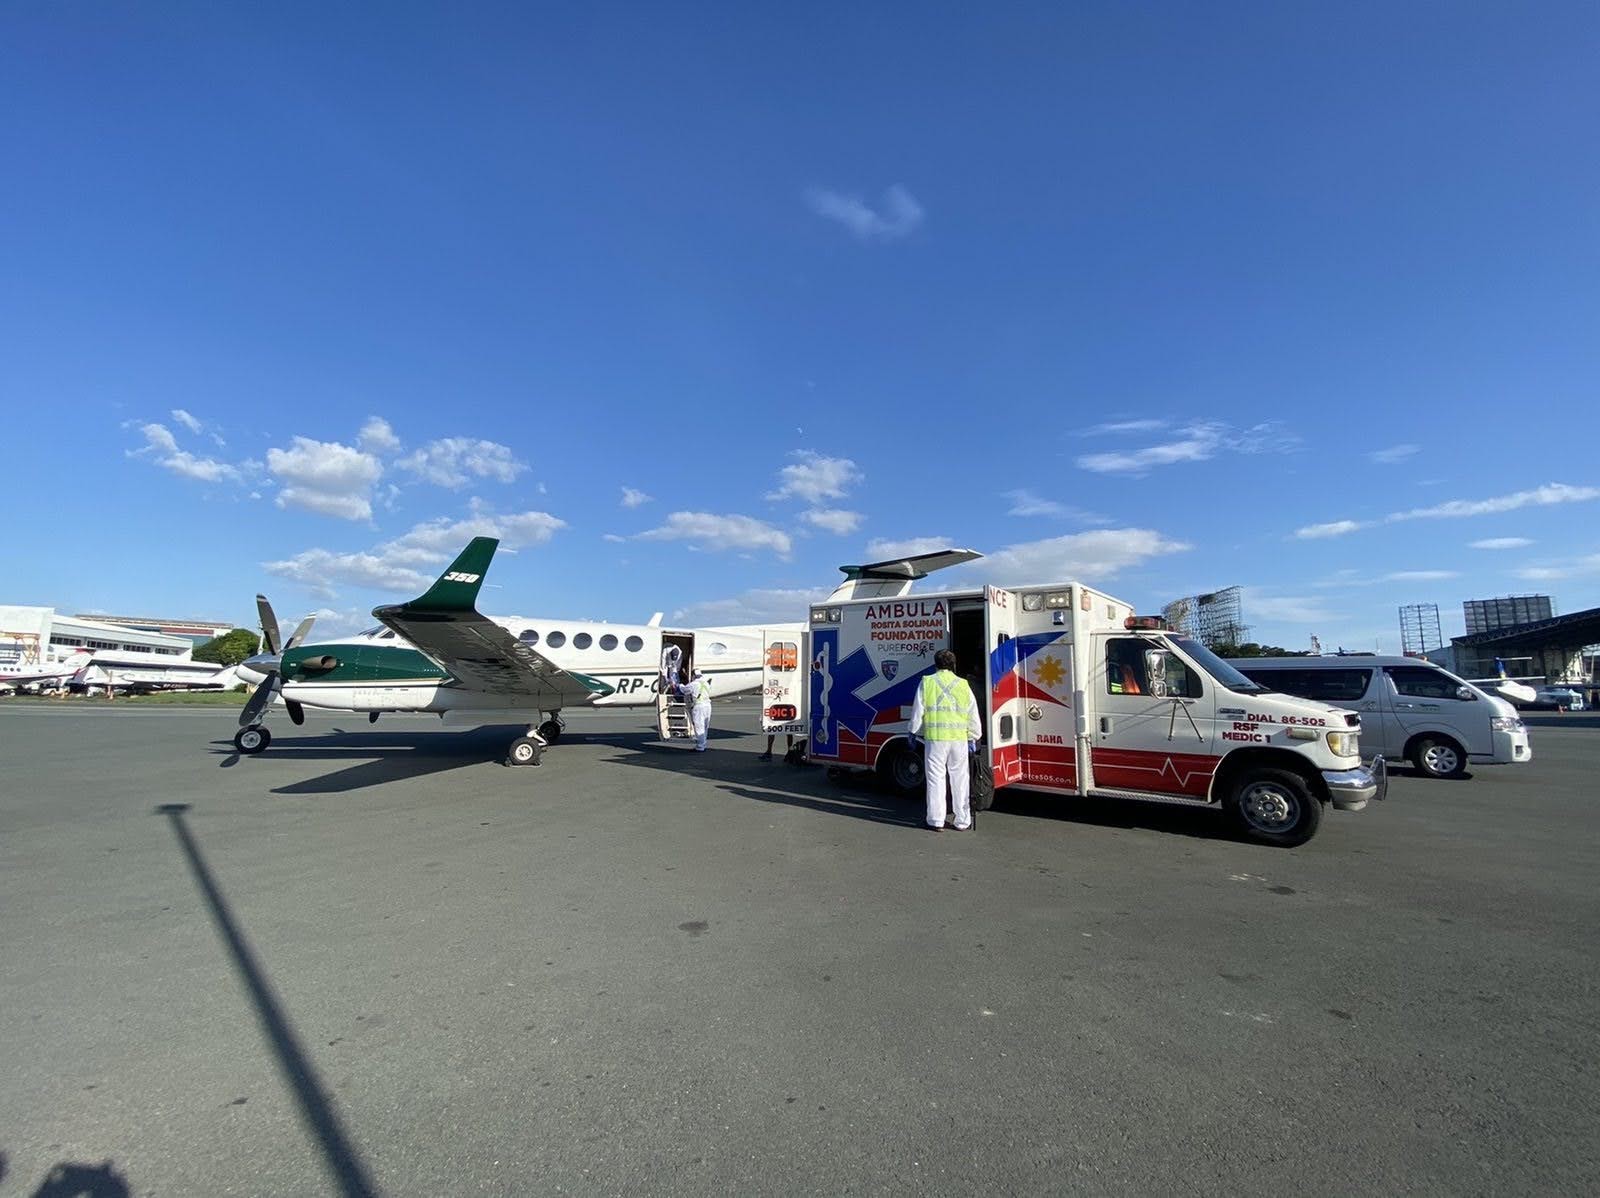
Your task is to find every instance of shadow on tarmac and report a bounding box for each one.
[155,803,379,1198]
[26,1159,131,1197]
[604,744,1238,840]
[207,725,746,795]
[1520,712,1600,730]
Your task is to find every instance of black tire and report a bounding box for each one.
[234,725,271,755]
[1226,767,1321,847]
[508,736,543,767]
[877,743,924,796]
[1410,735,1466,779]
[538,720,562,745]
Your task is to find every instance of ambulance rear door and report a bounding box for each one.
[762,628,808,738]
[985,585,1025,789]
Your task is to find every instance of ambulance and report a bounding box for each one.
[762,550,1385,847]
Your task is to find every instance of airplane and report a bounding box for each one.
[231,536,980,765]
[0,649,94,694]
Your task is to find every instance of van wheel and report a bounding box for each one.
[1411,736,1465,779]
[878,743,924,796]
[1226,768,1321,847]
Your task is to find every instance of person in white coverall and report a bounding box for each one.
[908,649,983,831]
[678,668,713,751]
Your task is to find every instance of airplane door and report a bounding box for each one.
[762,629,808,739]
[984,585,1024,788]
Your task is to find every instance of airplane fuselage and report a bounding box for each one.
[264,616,774,716]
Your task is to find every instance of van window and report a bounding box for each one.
[1106,638,1202,698]
[1242,668,1372,703]
[1386,666,1461,700]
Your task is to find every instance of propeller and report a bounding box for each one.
[239,595,317,728]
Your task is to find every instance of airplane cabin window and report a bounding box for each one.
[624,635,644,652]
[600,634,618,651]
[519,629,539,645]
[546,631,567,648]
[574,632,593,649]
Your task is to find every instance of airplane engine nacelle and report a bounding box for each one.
[298,655,340,674]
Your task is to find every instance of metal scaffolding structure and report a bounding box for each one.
[1398,603,1444,656]
[1162,586,1248,648]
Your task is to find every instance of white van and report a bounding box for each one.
[1226,656,1531,779]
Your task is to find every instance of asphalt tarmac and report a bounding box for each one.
[1,700,1596,1196]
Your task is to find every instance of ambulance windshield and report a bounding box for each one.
[1171,636,1269,694]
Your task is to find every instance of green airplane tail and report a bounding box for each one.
[386,536,499,615]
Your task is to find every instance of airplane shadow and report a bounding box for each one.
[207,727,520,796]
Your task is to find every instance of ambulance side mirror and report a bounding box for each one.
[1145,648,1168,698]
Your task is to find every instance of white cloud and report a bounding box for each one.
[805,184,924,241]
[1304,482,1600,542]
[1513,553,1600,582]
[766,451,863,504]
[672,587,829,628]
[358,416,401,455]
[602,533,627,543]
[1392,482,1600,521]
[1075,421,1295,476]
[863,536,958,560]
[263,508,566,599]
[266,436,384,521]
[1079,418,1169,436]
[621,487,653,509]
[1368,444,1420,465]
[398,438,525,487]
[635,512,792,557]
[171,408,203,435]
[977,528,1190,585]
[1002,489,1104,522]
[1470,537,1533,550]
[1294,520,1369,540]
[263,548,430,598]
[1315,568,1459,588]
[130,422,242,484]
[801,508,863,535]
[1240,590,1337,625]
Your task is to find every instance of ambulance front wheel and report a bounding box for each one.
[1226,767,1321,847]
[879,743,924,796]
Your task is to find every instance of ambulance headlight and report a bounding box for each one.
[1045,593,1069,608]
[1021,593,1044,611]
[1326,730,1359,758]
[810,609,829,624]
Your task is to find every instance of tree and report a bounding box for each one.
[1212,641,1307,659]
[193,628,261,666]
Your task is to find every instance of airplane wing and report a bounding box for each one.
[371,538,614,705]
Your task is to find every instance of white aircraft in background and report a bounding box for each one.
[0,649,93,694]
[233,536,978,766]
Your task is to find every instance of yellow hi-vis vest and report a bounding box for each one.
[920,671,973,741]
[692,677,711,704]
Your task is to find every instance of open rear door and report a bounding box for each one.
[984,586,1024,789]
[762,628,808,740]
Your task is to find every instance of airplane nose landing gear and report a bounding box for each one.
[235,725,272,754]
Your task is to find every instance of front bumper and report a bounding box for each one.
[1323,755,1386,811]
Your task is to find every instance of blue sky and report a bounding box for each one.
[4,2,1597,650]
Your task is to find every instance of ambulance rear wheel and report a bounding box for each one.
[1226,767,1320,848]
[879,744,924,796]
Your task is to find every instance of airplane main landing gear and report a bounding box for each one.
[235,725,272,754]
[507,735,544,767]
[537,716,565,745]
